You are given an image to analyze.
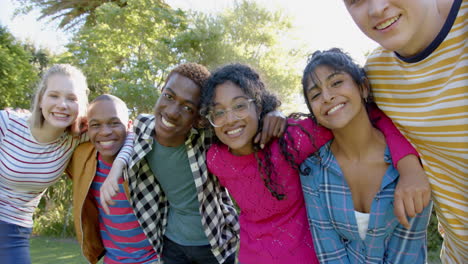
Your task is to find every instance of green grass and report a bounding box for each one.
[31,236,441,264]
[30,236,99,264]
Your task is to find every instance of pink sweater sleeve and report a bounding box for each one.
[369,103,419,167]
[288,118,332,163]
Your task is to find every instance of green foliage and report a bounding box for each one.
[428,209,443,254]
[14,0,132,31]
[58,0,304,114]
[63,0,187,114]
[0,25,38,109]
[33,175,75,237]
[174,1,305,103]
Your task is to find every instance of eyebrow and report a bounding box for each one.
[307,71,343,92]
[165,87,198,106]
[88,117,121,123]
[213,95,249,107]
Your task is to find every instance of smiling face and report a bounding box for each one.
[40,74,81,131]
[154,73,201,147]
[87,99,130,164]
[344,0,438,57]
[212,81,259,156]
[305,65,369,130]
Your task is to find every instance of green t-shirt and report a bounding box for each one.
[146,139,208,246]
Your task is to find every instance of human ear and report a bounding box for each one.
[361,77,371,101]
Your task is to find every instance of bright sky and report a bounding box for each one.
[0,0,379,65]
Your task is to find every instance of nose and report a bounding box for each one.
[57,97,67,109]
[322,88,335,103]
[368,0,389,17]
[224,109,239,125]
[165,103,180,120]
[99,124,113,135]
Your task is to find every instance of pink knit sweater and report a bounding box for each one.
[207,118,326,264]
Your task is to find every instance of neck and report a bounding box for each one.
[30,121,67,143]
[154,134,186,148]
[398,0,454,57]
[330,111,385,161]
[99,154,115,164]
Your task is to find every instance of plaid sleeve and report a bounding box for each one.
[385,201,432,263]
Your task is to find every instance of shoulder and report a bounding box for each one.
[134,114,155,136]
[206,143,229,172]
[0,110,29,132]
[135,114,155,126]
[302,141,332,167]
[284,117,325,146]
[365,46,396,66]
[207,143,226,161]
[71,142,97,164]
[0,110,21,123]
[74,141,95,154]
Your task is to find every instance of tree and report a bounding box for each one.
[174,1,305,104]
[15,0,138,31]
[62,0,187,114]
[60,0,304,114]
[0,25,38,109]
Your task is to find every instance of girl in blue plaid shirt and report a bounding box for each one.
[299,48,432,264]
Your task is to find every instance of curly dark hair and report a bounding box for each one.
[301,48,373,121]
[167,63,211,90]
[201,63,303,200]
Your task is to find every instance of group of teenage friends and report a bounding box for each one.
[0,0,466,263]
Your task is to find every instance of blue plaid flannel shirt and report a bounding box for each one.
[300,141,432,264]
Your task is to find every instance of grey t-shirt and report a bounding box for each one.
[146,139,209,246]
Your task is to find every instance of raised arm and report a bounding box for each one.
[368,104,431,227]
[254,110,287,148]
[100,130,135,214]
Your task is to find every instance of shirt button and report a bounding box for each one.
[303,167,311,174]
[375,197,379,201]
[368,229,374,234]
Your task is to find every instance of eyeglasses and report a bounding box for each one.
[206,98,255,127]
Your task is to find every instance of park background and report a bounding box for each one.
[0,0,442,263]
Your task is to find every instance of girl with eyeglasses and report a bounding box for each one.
[199,63,424,264]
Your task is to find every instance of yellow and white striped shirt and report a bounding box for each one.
[365,0,467,263]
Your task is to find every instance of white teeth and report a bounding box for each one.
[227,128,242,135]
[53,113,68,117]
[100,141,114,146]
[162,117,175,128]
[327,104,344,115]
[376,15,400,30]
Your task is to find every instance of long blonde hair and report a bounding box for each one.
[30,64,89,136]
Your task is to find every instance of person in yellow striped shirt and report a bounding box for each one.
[343,0,467,263]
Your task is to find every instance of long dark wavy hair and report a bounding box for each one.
[200,63,301,200]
